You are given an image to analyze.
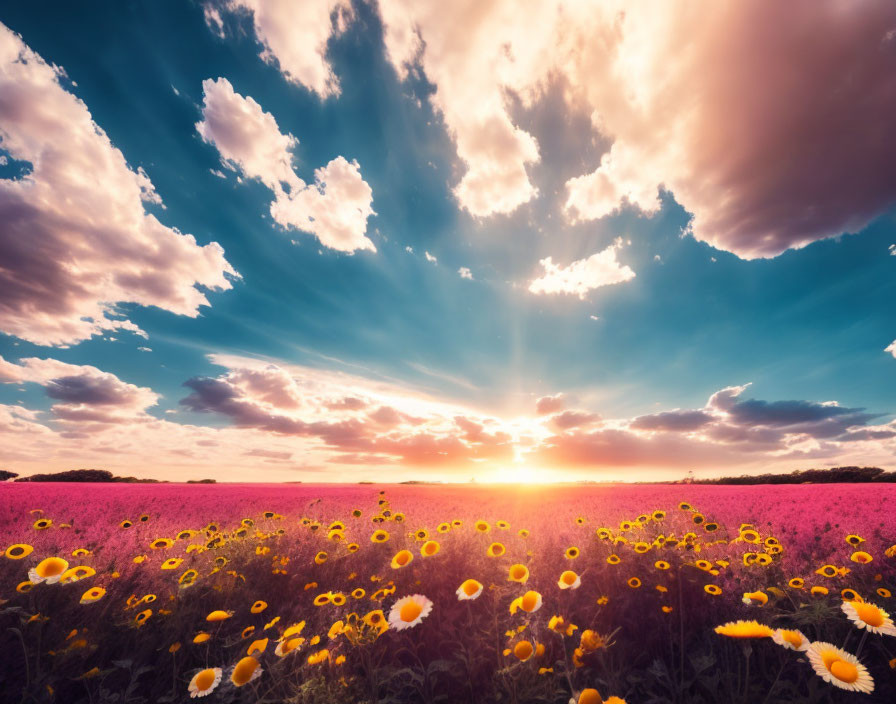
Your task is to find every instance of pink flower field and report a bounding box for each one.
[1,482,895,703]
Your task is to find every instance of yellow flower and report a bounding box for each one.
[33,518,52,530]
[704,584,722,596]
[314,551,328,565]
[714,620,773,638]
[388,594,433,631]
[558,570,581,590]
[4,543,33,560]
[512,639,534,661]
[250,600,267,614]
[60,565,96,584]
[575,689,603,704]
[80,587,106,604]
[230,656,262,686]
[807,642,874,693]
[508,564,529,583]
[421,540,440,557]
[134,609,152,627]
[815,564,839,578]
[565,546,580,559]
[627,577,641,589]
[188,668,222,698]
[352,588,366,599]
[161,558,183,570]
[510,590,543,614]
[247,638,268,655]
[606,554,621,565]
[192,632,212,644]
[206,610,233,622]
[371,530,390,543]
[29,556,69,584]
[742,590,768,606]
[486,542,506,558]
[457,579,484,600]
[774,628,809,652]
[850,551,873,564]
[475,520,490,533]
[654,560,670,570]
[841,601,896,635]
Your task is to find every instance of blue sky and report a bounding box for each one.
[1,1,894,481]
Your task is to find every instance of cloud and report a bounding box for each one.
[887,341,896,359]
[206,0,352,97]
[424,251,437,263]
[373,1,896,257]
[196,77,375,253]
[0,352,893,480]
[0,24,237,347]
[0,355,159,426]
[535,394,565,415]
[458,266,473,280]
[528,239,635,299]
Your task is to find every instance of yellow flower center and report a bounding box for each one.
[782,630,802,648]
[561,571,577,585]
[400,601,423,622]
[854,603,884,628]
[829,660,858,684]
[521,591,539,611]
[462,580,480,595]
[231,657,258,686]
[38,558,67,577]
[194,669,216,691]
[513,640,533,660]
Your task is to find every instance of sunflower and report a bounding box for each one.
[5,544,34,560]
[390,549,413,568]
[314,551,328,565]
[558,570,581,590]
[850,551,873,564]
[457,579,484,600]
[755,554,773,566]
[331,592,347,606]
[508,564,529,583]
[841,601,896,636]
[704,522,719,532]
[241,626,255,639]
[150,538,173,550]
[352,588,366,599]
[250,600,267,614]
[788,577,805,589]
[188,668,222,698]
[692,513,705,525]
[230,656,262,687]
[388,594,433,631]
[694,559,712,572]
[134,609,152,627]
[513,639,534,662]
[811,586,830,597]
[704,584,722,596]
[841,588,861,602]
[71,548,91,557]
[845,534,865,546]
[487,542,506,558]
[595,528,612,540]
[633,541,650,554]
[61,566,96,584]
[742,590,768,606]
[313,593,331,606]
[421,540,440,557]
[247,638,268,655]
[475,521,490,533]
[606,554,621,565]
[877,588,892,598]
[518,529,530,538]
[575,516,586,525]
[363,609,387,630]
[739,529,761,544]
[654,560,670,570]
[346,542,360,553]
[627,577,641,589]
[33,518,52,530]
[161,558,183,570]
[179,569,199,588]
[371,530,390,543]
[29,556,69,584]
[120,520,133,529]
[327,529,344,542]
[496,520,510,530]
[193,632,212,644]
[206,610,233,622]
[565,546,581,559]
[815,564,838,578]
[80,587,106,604]
[275,638,304,657]
[807,642,874,693]
[714,620,774,638]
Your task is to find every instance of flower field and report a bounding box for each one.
[1,482,895,704]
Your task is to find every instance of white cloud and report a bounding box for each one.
[458,267,473,279]
[196,77,376,253]
[424,251,437,263]
[889,244,895,256]
[209,0,351,97]
[528,238,635,299]
[0,24,237,347]
[886,340,896,359]
[405,245,414,253]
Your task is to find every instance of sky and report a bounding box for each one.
[1,0,895,483]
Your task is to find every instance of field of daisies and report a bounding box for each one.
[1,482,895,704]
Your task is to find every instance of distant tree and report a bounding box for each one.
[0,469,19,481]
[186,479,217,484]
[686,466,894,485]
[16,469,116,482]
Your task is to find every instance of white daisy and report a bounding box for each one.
[188,668,222,698]
[807,642,874,694]
[388,594,433,631]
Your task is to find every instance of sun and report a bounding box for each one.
[484,465,546,484]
